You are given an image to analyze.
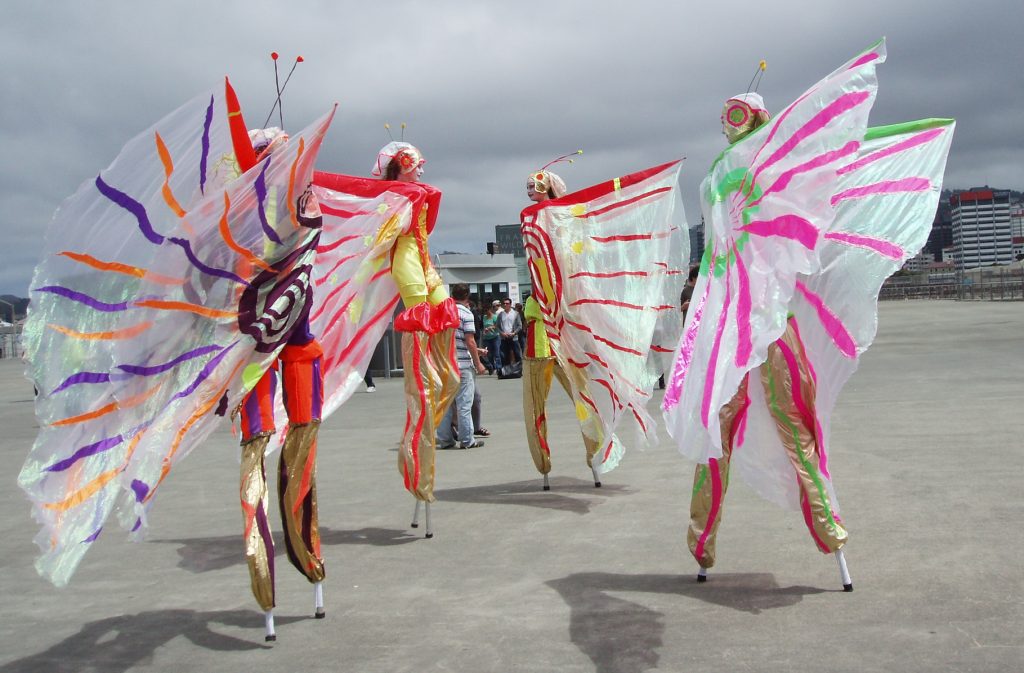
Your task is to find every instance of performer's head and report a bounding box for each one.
[373,141,425,182]
[720,93,771,144]
[248,127,289,161]
[527,170,567,202]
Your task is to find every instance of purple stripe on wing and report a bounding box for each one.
[166,237,248,285]
[83,528,103,543]
[199,95,214,195]
[95,175,165,245]
[35,286,130,312]
[117,343,223,376]
[45,434,125,472]
[171,342,238,399]
[51,371,111,395]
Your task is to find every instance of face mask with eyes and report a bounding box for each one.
[721,93,771,144]
[526,170,566,201]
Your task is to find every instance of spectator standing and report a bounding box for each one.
[437,284,487,449]
[481,301,501,373]
[498,298,523,367]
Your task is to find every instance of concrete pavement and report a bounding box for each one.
[0,300,1021,672]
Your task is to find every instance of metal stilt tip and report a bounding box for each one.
[410,522,419,528]
[697,574,707,582]
[594,481,602,488]
[543,475,550,491]
[843,583,853,592]
[315,608,326,618]
[543,484,550,491]
[425,532,434,539]
[265,634,277,642]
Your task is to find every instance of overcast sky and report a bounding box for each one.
[2,0,1021,295]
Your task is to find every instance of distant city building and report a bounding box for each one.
[688,220,705,265]
[435,253,521,304]
[950,188,1013,270]
[1011,202,1024,238]
[494,224,532,295]
[1013,236,1024,261]
[902,250,933,274]
[941,245,956,264]
[926,196,953,261]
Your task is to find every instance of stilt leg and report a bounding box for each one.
[836,549,853,592]
[424,502,433,539]
[411,500,421,528]
[592,463,602,488]
[314,581,325,618]
[697,566,708,583]
[264,609,276,642]
[543,474,550,491]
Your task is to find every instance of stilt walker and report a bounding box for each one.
[520,160,600,490]
[520,155,685,485]
[17,64,337,641]
[662,41,955,590]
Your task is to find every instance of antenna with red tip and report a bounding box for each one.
[262,53,305,129]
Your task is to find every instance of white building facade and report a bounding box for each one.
[951,189,1013,270]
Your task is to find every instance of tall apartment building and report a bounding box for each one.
[950,188,1013,270]
[688,220,705,265]
[494,223,532,295]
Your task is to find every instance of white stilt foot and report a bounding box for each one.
[697,567,708,583]
[835,549,853,592]
[543,474,550,491]
[592,463,602,488]
[264,609,277,642]
[411,500,421,528]
[424,502,433,539]
[314,581,325,618]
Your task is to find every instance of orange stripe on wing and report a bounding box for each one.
[134,300,237,319]
[58,251,185,286]
[48,320,154,341]
[155,132,187,219]
[287,137,306,229]
[146,359,245,502]
[42,431,144,512]
[219,192,273,273]
[50,382,163,427]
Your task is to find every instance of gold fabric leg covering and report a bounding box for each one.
[398,328,457,503]
[760,326,849,554]
[687,375,749,568]
[558,359,602,467]
[523,357,556,475]
[278,420,325,583]
[240,434,275,611]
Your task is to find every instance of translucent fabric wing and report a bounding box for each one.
[647,210,689,381]
[522,160,683,472]
[663,38,955,509]
[19,82,335,585]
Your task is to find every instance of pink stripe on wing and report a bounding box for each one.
[734,244,752,367]
[701,266,733,428]
[663,277,711,409]
[740,214,819,250]
[838,127,945,176]
[830,177,931,206]
[795,281,857,359]
[754,91,871,180]
[823,232,904,259]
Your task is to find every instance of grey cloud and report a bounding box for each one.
[2,0,1021,293]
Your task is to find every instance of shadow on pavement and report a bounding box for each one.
[435,476,629,515]
[0,608,304,672]
[155,526,419,573]
[547,571,827,673]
